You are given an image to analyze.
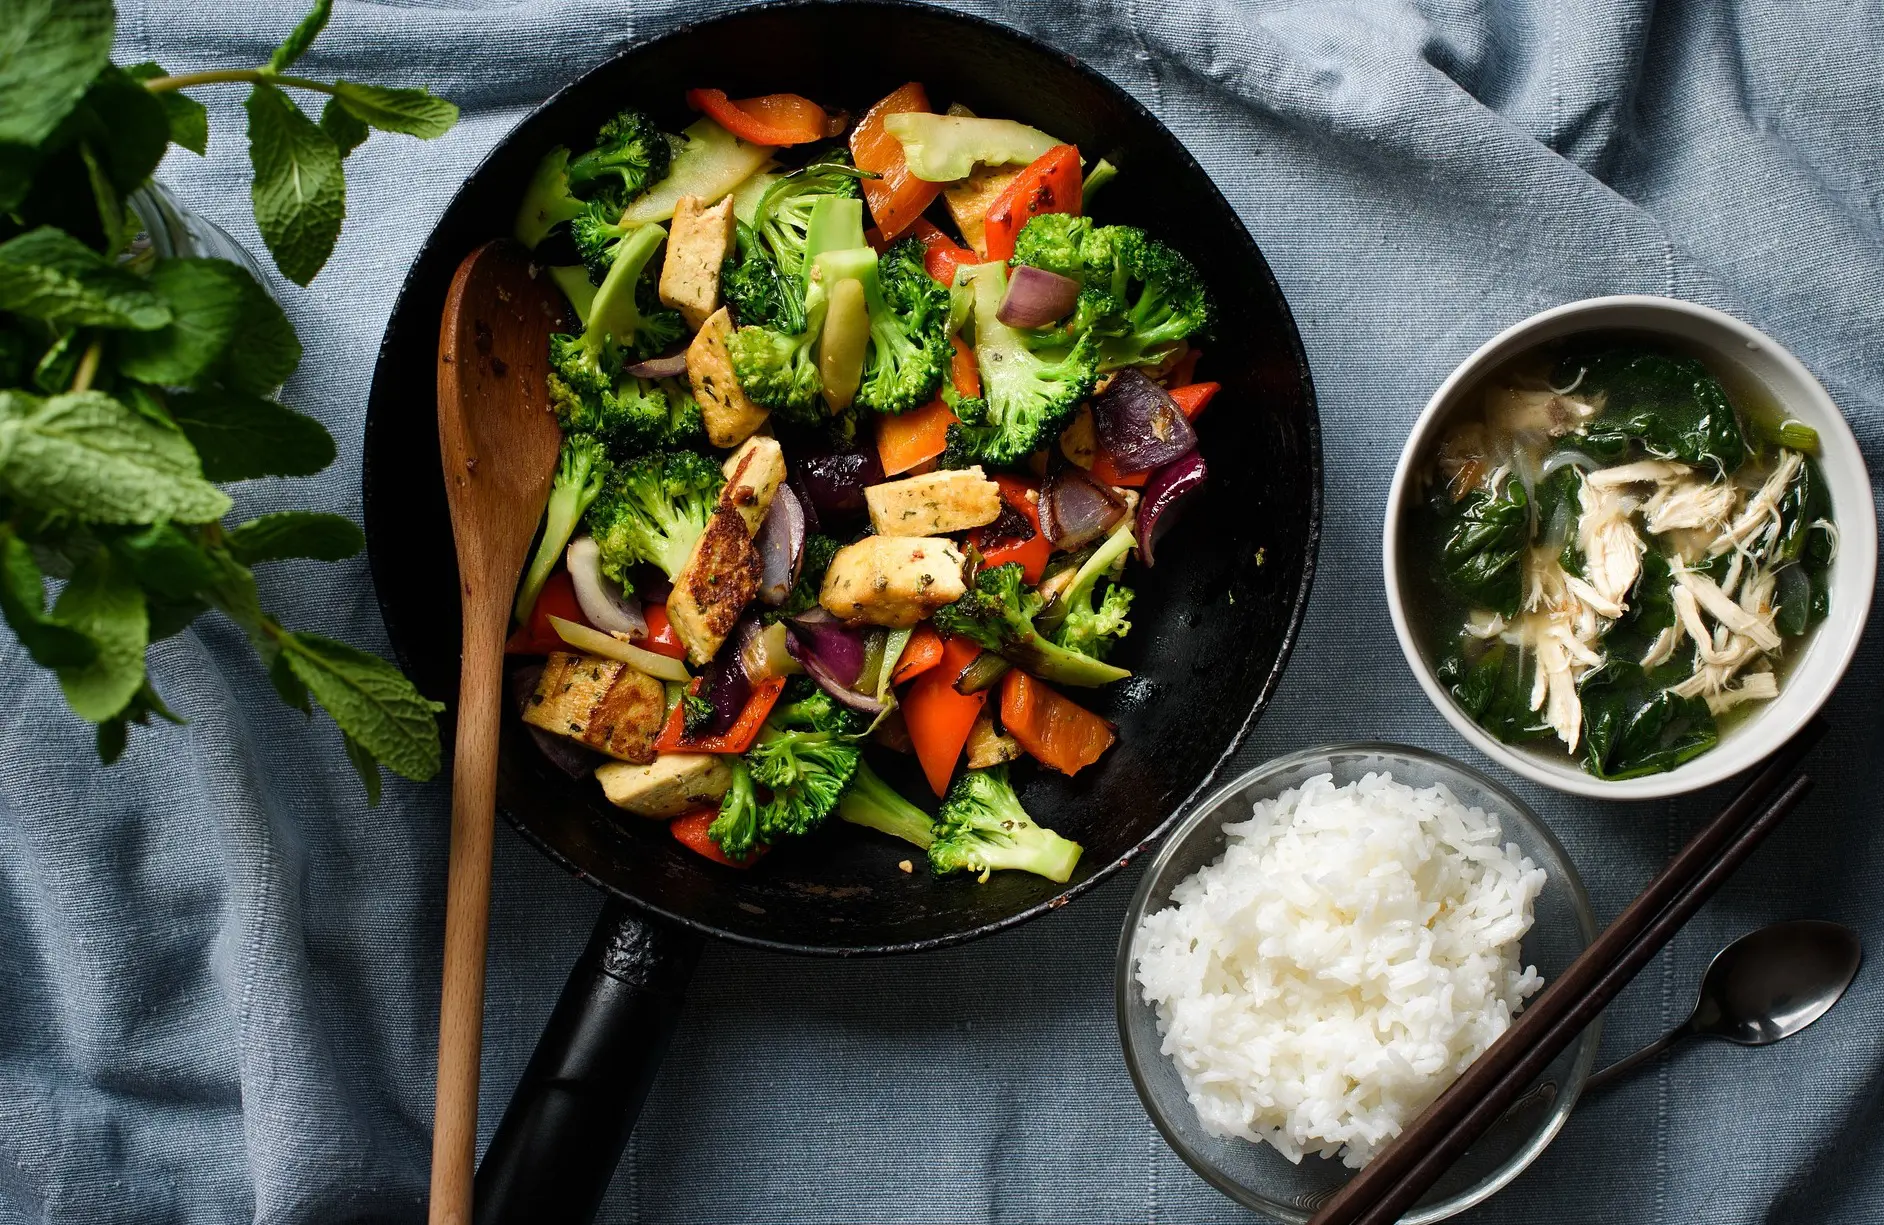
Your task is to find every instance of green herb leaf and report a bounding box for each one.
[217,273,301,394]
[226,510,363,564]
[115,258,250,387]
[1580,661,1718,780]
[112,521,221,598]
[279,629,443,780]
[244,82,345,287]
[264,0,334,74]
[29,330,81,394]
[1435,476,1529,618]
[0,227,170,329]
[331,81,459,139]
[268,649,311,713]
[342,731,384,805]
[95,680,184,765]
[319,96,369,158]
[0,523,96,668]
[0,389,232,523]
[59,66,171,199]
[125,62,208,156]
[0,0,114,149]
[1562,348,1750,474]
[166,387,335,481]
[51,544,148,722]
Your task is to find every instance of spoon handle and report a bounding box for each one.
[430,608,508,1225]
[1585,1023,1689,1093]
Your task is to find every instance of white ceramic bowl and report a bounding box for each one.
[1383,295,1876,800]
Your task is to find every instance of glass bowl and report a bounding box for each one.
[1116,743,1599,1223]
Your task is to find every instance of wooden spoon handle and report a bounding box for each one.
[429,608,508,1225]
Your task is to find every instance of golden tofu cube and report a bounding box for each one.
[666,507,761,665]
[820,536,967,628]
[719,434,786,536]
[659,194,735,331]
[865,467,1003,537]
[523,651,666,763]
[596,753,735,818]
[687,307,770,449]
[965,708,1023,770]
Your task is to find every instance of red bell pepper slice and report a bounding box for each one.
[851,83,943,240]
[670,808,767,867]
[1169,381,1220,421]
[504,570,588,654]
[968,474,1050,584]
[983,144,1082,263]
[902,635,987,796]
[908,218,979,286]
[685,89,830,146]
[654,675,787,754]
[639,602,688,659]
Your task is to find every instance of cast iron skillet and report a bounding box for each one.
[363,3,1319,1220]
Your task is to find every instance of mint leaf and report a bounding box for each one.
[63,66,170,196]
[280,630,443,781]
[319,96,369,158]
[244,83,344,287]
[342,731,384,805]
[0,227,169,329]
[203,547,265,648]
[51,545,148,722]
[0,0,114,148]
[269,650,311,713]
[331,81,459,140]
[95,680,183,765]
[216,269,301,394]
[0,389,232,523]
[125,62,208,155]
[167,387,335,481]
[264,0,333,74]
[0,524,96,668]
[112,522,220,598]
[227,511,363,564]
[115,258,249,387]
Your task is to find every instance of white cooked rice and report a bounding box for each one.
[1133,771,1545,1168]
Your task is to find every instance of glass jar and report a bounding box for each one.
[125,182,269,283]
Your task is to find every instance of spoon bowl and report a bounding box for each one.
[1692,919,1863,1047]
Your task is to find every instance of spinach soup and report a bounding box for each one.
[1409,339,1837,780]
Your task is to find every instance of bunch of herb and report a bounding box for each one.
[0,0,461,799]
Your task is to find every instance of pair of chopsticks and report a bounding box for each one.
[1309,717,1827,1225]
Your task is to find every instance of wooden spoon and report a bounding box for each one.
[431,241,566,1225]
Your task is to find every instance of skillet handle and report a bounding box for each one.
[472,897,702,1225]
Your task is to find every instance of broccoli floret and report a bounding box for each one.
[513,434,611,622]
[721,220,806,333]
[932,562,1130,688]
[515,147,586,250]
[568,198,638,285]
[547,222,682,421]
[941,263,1099,468]
[714,688,864,852]
[604,375,704,451]
[752,149,865,284]
[682,692,714,737]
[856,238,951,415]
[928,765,1083,883]
[728,309,826,423]
[1011,218,1210,371]
[708,757,761,860]
[1043,520,1136,660]
[835,758,936,849]
[766,533,840,623]
[586,450,723,585]
[564,109,673,213]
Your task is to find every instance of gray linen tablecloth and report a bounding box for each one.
[3,0,1879,1221]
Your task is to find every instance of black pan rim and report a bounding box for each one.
[363,0,1323,957]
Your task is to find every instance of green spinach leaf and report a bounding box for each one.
[1436,477,1530,617]
[1558,348,1749,473]
[1580,660,1717,780]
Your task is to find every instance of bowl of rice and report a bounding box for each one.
[1117,744,1597,1222]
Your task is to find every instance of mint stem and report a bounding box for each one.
[69,339,103,393]
[141,68,338,97]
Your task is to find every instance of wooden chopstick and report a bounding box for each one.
[1309,717,1826,1225]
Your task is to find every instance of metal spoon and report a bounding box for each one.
[1586,919,1862,1092]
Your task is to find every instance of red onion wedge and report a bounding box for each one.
[565,536,647,638]
[996,265,1081,329]
[756,485,808,606]
[695,636,756,738]
[1137,449,1207,567]
[784,609,888,716]
[1093,369,1198,475]
[1040,464,1128,551]
[624,352,688,379]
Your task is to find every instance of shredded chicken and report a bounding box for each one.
[1486,387,1600,438]
[1645,476,1739,536]
[1464,609,1508,639]
[1575,473,1645,610]
[1640,621,1683,670]
[1676,569,1782,651]
[1702,670,1779,716]
[1585,459,1690,488]
[1710,450,1803,558]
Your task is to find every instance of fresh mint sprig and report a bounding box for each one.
[0,0,459,799]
